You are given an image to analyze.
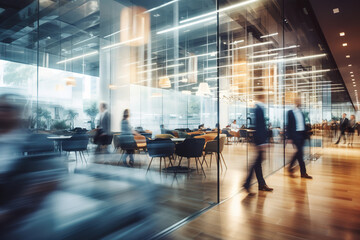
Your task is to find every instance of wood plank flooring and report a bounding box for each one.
[166,147,360,240]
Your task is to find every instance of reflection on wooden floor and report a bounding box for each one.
[166,147,360,240]
[65,135,360,238]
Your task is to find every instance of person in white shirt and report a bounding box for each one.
[230,120,239,132]
[286,97,312,179]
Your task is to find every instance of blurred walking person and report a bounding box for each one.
[335,113,349,144]
[94,102,111,153]
[243,92,273,194]
[287,97,312,179]
[347,115,356,146]
[119,109,138,167]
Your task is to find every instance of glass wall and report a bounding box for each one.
[0,0,355,238]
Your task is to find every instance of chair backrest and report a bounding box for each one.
[113,134,121,148]
[219,134,226,153]
[204,134,226,153]
[24,133,55,155]
[222,129,233,137]
[118,134,137,150]
[175,138,205,158]
[62,134,89,151]
[147,139,175,158]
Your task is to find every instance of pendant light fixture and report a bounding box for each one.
[197,30,211,96]
[196,82,211,96]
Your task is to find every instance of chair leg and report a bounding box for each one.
[210,153,213,167]
[147,157,154,173]
[197,157,206,177]
[195,157,199,173]
[220,153,227,169]
[187,158,190,169]
[178,156,183,167]
[159,157,162,171]
[202,154,209,168]
[82,151,88,163]
[75,151,78,162]
[168,156,174,167]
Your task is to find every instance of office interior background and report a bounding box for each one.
[0,0,359,239]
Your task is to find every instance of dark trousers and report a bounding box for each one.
[336,130,346,144]
[244,146,266,188]
[289,132,306,175]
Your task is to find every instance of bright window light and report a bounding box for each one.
[339,32,345,36]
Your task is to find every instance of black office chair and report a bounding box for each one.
[146,139,175,172]
[239,129,248,143]
[117,134,138,165]
[222,129,234,145]
[24,133,55,155]
[62,134,89,163]
[175,138,206,176]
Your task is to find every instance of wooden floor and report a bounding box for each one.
[166,147,360,240]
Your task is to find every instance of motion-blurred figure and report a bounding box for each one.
[243,93,273,193]
[287,97,312,179]
[94,102,111,153]
[335,113,348,144]
[0,94,64,236]
[347,115,356,146]
[119,109,138,167]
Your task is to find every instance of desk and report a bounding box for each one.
[47,135,72,153]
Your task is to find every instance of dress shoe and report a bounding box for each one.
[301,173,313,179]
[258,185,273,191]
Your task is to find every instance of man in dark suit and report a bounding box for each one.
[94,102,111,152]
[335,113,349,144]
[243,93,273,193]
[287,97,312,179]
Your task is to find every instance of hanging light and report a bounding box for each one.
[159,76,171,88]
[65,77,76,87]
[196,82,211,96]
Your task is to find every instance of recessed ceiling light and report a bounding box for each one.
[351,75,354,77]
[333,8,340,14]
[354,85,357,87]
[348,64,352,67]
[352,79,355,81]
[350,72,353,74]
[343,43,348,47]
[346,55,350,58]
[339,32,345,36]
